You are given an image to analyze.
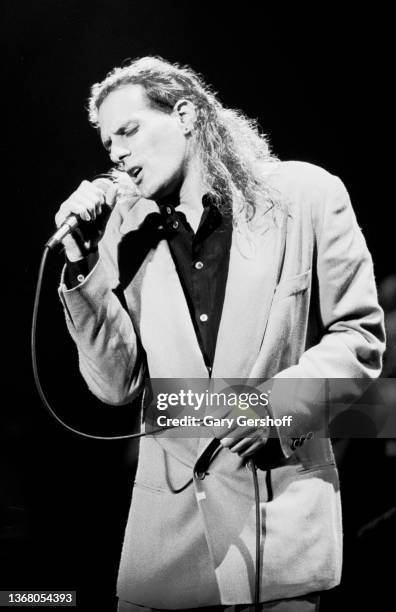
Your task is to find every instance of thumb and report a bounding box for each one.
[105,183,118,209]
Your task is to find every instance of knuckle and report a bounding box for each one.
[59,200,70,212]
[79,181,97,197]
[57,202,71,221]
[62,194,80,210]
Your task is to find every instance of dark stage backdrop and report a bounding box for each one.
[2,2,394,611]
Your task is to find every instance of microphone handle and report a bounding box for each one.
[45,215,81,250]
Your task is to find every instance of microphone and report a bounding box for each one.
[45,178,116,249]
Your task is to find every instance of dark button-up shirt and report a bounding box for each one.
[159,195,232,371]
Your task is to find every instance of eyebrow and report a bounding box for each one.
[101,120,138,150]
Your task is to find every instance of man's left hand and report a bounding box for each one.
[217,423,270,458]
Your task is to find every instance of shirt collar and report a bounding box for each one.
[158,193,219,217]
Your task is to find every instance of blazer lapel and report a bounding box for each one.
[118,199,207,467]
[118,199,208,379]
[212,205,286,378]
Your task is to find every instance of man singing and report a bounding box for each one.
[55,57,385,611]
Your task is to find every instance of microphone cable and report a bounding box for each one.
[31,245,179,441]
[250,457,262,611]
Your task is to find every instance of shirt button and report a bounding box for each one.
[166,206,172,215]
[200,314,208,322]
[172,220,179,229]
[194,261,204,270]
[77,274,85,283]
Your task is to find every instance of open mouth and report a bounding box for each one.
[130,166,143,182]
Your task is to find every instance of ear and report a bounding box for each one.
[173,99,197,134]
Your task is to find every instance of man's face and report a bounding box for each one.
[98,84,190,201]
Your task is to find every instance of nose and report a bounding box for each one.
[110,144,131,166]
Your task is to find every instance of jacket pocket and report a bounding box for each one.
[273,269,312,301]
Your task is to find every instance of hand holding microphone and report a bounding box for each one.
[49,178,117,261]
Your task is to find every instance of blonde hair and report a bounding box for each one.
[89,56,280,228]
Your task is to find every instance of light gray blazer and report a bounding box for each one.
[59,161,385,607]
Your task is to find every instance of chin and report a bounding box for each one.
[141,176,177,201]
[137,185,152,200]
[138,181,161,201]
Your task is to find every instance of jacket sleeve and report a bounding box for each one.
[268,173,386,456]
[58,222,146,406]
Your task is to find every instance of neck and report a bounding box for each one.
[179,162,208,230]
[159,156,208,233]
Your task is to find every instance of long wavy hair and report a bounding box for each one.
[88,56,280,230]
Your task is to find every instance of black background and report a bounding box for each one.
[2,2,394,610]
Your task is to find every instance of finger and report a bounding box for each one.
[56,195,98,225]
[79,180,107,203]
[218,428,257,448]
[55,204,81,227]
[105,183,118,208]
[216,424,255,440]
[228,428,267,453]
[228,434,261,454]
[56,201,91,226]
[72,194,101,220]
[218,436,235,449]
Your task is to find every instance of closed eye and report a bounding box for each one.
[125,126,139,137]
[101,122,139,151]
